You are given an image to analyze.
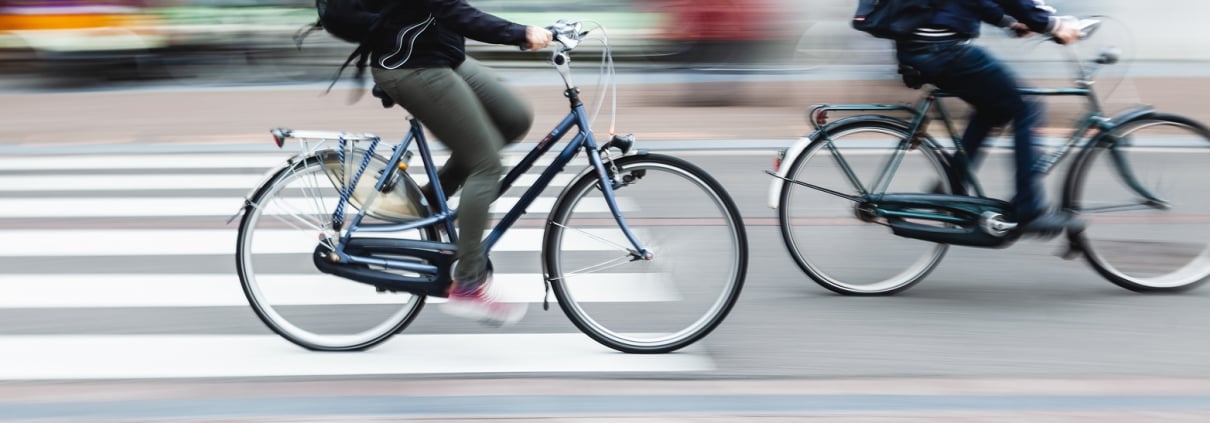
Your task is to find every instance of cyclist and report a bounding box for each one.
[893,0,1084,236]
[366,0,552,325]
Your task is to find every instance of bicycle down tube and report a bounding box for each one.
[481,94,650,259]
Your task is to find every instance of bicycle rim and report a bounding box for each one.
[544,154,747,353]
[780,123,949,295]
[236,156,428,351]
[1068,116,1210,292]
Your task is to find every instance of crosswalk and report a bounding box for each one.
[0,150,714,380]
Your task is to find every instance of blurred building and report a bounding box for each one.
[646,0,796,67]
[0,0,167,68]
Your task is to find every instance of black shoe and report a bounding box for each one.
[1018,210,1085,239]
[419,184,443,215]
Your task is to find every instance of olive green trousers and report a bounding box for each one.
[372,58,533,283]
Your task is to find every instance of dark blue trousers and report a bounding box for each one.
[896,40,1046,221]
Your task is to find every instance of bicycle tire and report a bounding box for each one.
[236,153,434,351]
[543,154,747,354]
[1065,113,1210,292]
[778,120,952,295]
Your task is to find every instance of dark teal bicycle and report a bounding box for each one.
[767,18,1210,295]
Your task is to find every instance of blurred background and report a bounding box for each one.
[0,0,809,86]
[1,0,1207,87]
[2,2,1210,421]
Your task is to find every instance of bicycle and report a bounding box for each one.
[766,17,1210,295]
[233,20,748,353]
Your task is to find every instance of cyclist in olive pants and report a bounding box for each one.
[366,0,552,325]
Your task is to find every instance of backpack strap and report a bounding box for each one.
[324,45,371,104]
[322,1,401,104]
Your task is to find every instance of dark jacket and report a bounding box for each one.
[922,0,1058,39]
[364,0,527,69]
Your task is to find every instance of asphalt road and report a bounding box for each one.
[2,70,1210,420]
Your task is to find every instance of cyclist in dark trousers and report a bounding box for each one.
[366,0,552,325]
[894,0,1083,236]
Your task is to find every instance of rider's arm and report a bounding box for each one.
[425,0,528,47]
[994,0,1059,34]
[970,0,1016,28]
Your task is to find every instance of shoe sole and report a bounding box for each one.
[439,301,526,327]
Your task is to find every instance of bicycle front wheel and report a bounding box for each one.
[236,154,433,351]
[779,121,951,295]
[1066,114,1210,292]
[543,154,747,354]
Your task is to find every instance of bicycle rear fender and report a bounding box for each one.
[766,114,917,209]
[228,151,317,224]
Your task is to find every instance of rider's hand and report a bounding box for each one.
[524,25,553,50]
[1050,18,1081,45]
[1010,22,1032,38]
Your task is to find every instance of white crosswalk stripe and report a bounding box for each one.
[0,151,713,380]
[0,173,577,191]
[0,195,632,217]
[0,334,712,380]
[0,228,638,255]
[0,273,681,308]
[0,153,556,171]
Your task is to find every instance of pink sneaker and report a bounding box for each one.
[440,275,526,327]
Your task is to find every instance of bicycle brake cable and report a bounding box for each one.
[581,21,618,137]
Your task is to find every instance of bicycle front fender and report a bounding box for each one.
[1062,107,1210,213]
[766,114,916,209]
[550,149,651,203]
[1084,106,1210,150]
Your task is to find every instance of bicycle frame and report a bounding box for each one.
[776,65,1156,212]
[321,55,650,282]
[926,87,1111,197]
[764,37,1174,248]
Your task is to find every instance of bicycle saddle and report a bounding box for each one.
[371,84,396,109]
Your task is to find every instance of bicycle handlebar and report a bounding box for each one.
[1056,16,1102,44]
[547,19,589,52]
[1017,16,1102,45]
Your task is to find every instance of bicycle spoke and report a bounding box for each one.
[1079,201,1168,214]
[544,155,746,353]
[236,155,428,351]
[779,122,948,295]
[557,254,636,280]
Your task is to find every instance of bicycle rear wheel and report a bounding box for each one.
[543,154,747,354]
[1065,114,1210,292]
[236,153,433,351]
[778,121,951,295]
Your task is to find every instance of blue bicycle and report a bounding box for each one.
[234,21,748,353]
